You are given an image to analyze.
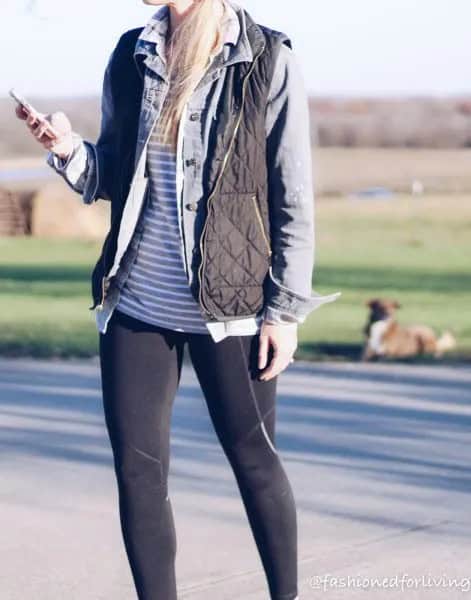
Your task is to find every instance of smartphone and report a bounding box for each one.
[9,88,60,139]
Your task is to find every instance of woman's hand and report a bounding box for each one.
[15,105,74,160]
[258,320,298,381]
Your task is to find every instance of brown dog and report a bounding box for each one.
[362,298,456,360]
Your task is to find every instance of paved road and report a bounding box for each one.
[1,356,470,599]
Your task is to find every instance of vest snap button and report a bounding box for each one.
[189,112,200,121]
[185,202,197,211]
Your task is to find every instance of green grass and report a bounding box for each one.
[0,237,100,357]
[298,194,471,361]
[1,194,470,361]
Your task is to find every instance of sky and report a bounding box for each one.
[1,0,470,99]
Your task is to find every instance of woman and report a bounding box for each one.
[16,1,340,598]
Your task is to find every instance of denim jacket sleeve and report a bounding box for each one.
[46,44,119,204]
[262,43,341,325]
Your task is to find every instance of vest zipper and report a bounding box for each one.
[252,193,272,257]
[197,43,265,317]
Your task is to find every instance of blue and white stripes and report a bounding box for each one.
[115,117,209,333]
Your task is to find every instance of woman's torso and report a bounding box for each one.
[114,113,209,334]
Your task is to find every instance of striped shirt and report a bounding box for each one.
[115,113,210,334]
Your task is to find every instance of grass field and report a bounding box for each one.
[0,193,470,362]
[313,147,471,195]
[298,193,471,361]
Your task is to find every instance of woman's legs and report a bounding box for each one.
[188,333,298,600]
[99,309,184,600]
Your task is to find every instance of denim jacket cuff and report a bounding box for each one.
[264,267,341,323]
[263,305,299,326]
[46,131,82,169]
[46,132,88,191]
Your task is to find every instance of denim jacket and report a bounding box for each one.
[47,0,340,341]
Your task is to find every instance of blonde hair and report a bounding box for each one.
[159,0,227,147]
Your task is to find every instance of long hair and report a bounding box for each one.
[159,0,227,146]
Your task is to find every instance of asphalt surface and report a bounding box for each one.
[1,356,470,599]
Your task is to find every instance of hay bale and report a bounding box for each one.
[0,187,34,235]
[31,182,110,239]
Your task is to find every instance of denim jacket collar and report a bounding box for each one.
[133,0,259,83]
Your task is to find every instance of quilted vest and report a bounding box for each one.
[89,11,292,322]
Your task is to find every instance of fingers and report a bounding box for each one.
[25,110,40,129]
[259,344,293,381]
[259,337,295,381]
[16,105,71,157]
[257,322,298,382]
[26,112,60,147]
[26,111,44,138]
[258,333,270,370]
[15,105,29,120]
[33,119,54,141]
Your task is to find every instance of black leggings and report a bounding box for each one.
[98,308,298,600]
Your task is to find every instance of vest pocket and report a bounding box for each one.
[198,191,272,318]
